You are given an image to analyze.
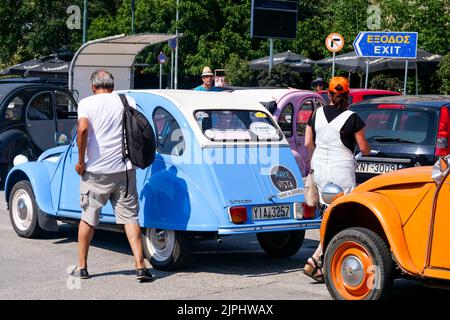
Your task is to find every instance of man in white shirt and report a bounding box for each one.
[72,69,153,282]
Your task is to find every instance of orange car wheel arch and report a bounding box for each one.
[321,192,421,276]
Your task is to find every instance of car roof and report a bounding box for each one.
[351,95,450,107]
[123,89,269,112]
[229,88,320,103]
[317,88,400,95]
[0,78,68,96]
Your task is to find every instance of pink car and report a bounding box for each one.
[231,89,326,176]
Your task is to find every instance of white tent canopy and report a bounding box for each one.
[69,33,179,101]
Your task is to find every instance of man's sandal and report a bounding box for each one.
[303,257,324,283]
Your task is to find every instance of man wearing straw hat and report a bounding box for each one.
[194,66,222,91]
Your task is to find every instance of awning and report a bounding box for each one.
[69,33,179,100]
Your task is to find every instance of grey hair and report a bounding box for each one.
[90,69,114,89]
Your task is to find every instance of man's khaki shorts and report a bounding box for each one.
[79,170,139,227]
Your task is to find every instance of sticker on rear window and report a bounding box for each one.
[250,122,278,140]
[255,112,267,118]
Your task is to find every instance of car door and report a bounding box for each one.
[55,91,77,143]
[429,170,450,270]
[277,103,296,152]
[294,98,321,175]
[25,91,57,151]
[57,141,116,223]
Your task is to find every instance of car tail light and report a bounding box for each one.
[436,106,449,157]
[294,203,316,220]
[376,104,405,109]
[302,204,316,219]
[229,206,247,224]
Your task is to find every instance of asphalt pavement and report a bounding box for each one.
[1,190,449,300]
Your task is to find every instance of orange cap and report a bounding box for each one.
[328,76,349,94]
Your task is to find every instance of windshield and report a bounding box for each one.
[352,106,437,146]
[195,109,283,142]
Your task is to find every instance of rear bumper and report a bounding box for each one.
[218,218,322,235]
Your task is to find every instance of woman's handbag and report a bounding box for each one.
[304,169,319,207]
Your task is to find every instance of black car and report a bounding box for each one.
[350,95,450,183]
[0,78,77,185]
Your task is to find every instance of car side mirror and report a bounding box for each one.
[432,156,449,185]
[55,133,70,146]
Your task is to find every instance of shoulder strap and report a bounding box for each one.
[118,93,130,108]
[329,110,354,131]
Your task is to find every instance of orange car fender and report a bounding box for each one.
[320,192,421,276]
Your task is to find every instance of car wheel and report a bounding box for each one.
[257,230,305,257]
[324,227,394,300]
[9,180,42,238]
[142,228,192,271]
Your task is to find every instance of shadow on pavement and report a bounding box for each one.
[27,223,450,299]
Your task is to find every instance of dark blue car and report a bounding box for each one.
[0,78,77,185]
[350,95,450,183]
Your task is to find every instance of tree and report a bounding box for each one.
[437,53,450,94]
[257,64,304,88]
[225,54,253,86]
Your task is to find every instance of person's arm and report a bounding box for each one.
[75,118,89,175]
[355,128,370,156]
[305,124,315,155]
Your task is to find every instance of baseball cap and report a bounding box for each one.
[328,76,349,93]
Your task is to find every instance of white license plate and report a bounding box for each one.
[356,162,399,174]
[252,205,290,221]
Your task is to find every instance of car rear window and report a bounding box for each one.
[352,106,438,146]
[195,109,283,142]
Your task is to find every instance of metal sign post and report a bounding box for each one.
[269,38,273,73]
[365,58,370,89]
[169,39,176,89]
[325,33,344,77]
[404,59,409,95]
[158,52,168,89]
[174,0,179,89]
[332,52,336,77]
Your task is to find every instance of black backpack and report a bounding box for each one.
[119,94,156,169]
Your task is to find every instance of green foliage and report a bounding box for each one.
[369,74,402,91]
[225,54,253,86]
[437,53,450,94]
[0,0,448,90]
[257,64,304,88]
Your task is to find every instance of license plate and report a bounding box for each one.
[356,162,399,174]
[252,205,290,221]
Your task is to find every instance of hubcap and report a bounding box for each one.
[330,241,374,300]
[143,228,175,262]
[341,255,364,287]
[12,190,33,231]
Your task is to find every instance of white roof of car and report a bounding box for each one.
[123,89,269,112]
[230,88,309,103]
[121,89,289,147]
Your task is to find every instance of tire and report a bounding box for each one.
[142,228,192,271]
[9,180,43,238]
[257,230,305,257]
[323,227,394,300]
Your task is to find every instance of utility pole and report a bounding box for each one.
[174,0,179,89]
[83,0,88,44]
[131,0,135,34]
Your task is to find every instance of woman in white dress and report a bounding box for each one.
[303,77,370,282]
